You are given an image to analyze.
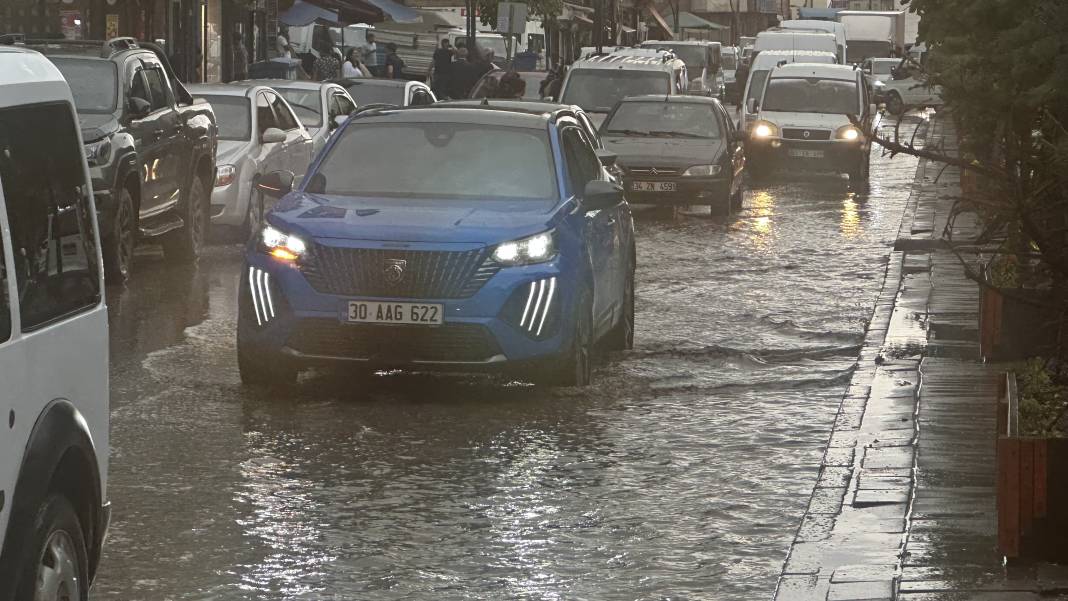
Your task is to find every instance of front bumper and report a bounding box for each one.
[209,172,252,227]
[622,175,731,206]
[747,137,867,174]
[239,250,580,371]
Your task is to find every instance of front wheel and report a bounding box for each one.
[886,92,905,116]
[537,291,593,387]
[237,318,297,387]
[102,187,136,284]
[14,495,90,601]
[163,175,207,263]
[848,151,871,188]
[604,268,635,351]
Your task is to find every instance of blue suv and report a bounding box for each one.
[238,105,635,387]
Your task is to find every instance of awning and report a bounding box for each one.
[677,11,728,30]
[279,0,340,26]
[363,0,421,23]
[646,4,675,39]
[619,25,636,33]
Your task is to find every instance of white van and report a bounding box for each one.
[0,46,110,599]
[739,50,837,129]
[777,20,847,64]
[753,31,839,62]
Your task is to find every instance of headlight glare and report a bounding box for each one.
[260,225,306,261]
[752,122,777,138]
[493,231,556,266]
[682,164,722,177]
[836,125,862,141]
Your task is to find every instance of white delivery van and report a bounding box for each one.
[753,31,839,62]
[0,45,110,600]
[739,50,837,129]
[777,20,847,64]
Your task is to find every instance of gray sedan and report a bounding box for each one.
[255,80,357,157]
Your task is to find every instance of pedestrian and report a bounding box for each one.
[541,65,566,100]
[313,39,340,81]
[231,32,249,81]
[497,70,526,99]
[359,33,379,76]
[447,46,482,99]
[276,26,292,58]
[432,38,453,96]
[384,42,406,80]
[342,46,371,78]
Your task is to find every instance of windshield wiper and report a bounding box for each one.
[646,130,709,139]
[605,128,652,136]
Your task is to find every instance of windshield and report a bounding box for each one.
[345,83,405,106]
[274,87,322,128]
[746,70,770,106]
[761,78,859,114]
[645,44,706,67]
[313,123,557,200]
[48,58,117,114]
[200,95,251,141]
[722,53,737,70]
[604,101,722,138]
[871,61,895,75]
[561,70,671,113]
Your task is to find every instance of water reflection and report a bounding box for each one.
[840,194,861,239]
[745,190,776,250]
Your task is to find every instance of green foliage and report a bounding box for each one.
[1017,357,1068,437]
[475,0,563,29]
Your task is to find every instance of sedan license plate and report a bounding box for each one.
[346,301,443,325]
[631,181,677,192]
[788,149,825,159]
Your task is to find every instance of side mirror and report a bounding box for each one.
[595,150,617,168]
[128,97,152,118]
[255,170,294,198]
[746,97,758,114]
[582,180,623,211]
[261,127,286,144]
[332,114,348,129]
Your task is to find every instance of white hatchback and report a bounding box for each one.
[0,46,110,600]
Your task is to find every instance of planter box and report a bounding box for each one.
[997,372,1068,561]
[980,285,1060,362]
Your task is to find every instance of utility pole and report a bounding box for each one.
[466,0,476,52]
[594,0,603,53]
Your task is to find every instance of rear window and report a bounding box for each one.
[871,61,894,75]
[201,95,251,140]
[312,123,557,201]
[49,58,118,114]
[761,77,859,114]
[722,53,737,70]
[345,83,406,106]
[561,69,671,113]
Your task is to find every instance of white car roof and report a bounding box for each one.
[0,46,75,110]
[779,20,845,34]
[768,62,860,81]
[570,52,683,72]
[750,50,837,70]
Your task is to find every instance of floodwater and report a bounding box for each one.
[94,122,923,600]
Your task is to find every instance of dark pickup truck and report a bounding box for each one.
[21,37,217,282]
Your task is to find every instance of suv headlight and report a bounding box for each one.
[682,164,722,177]
[751,121,778,139]
[84,138,112,167]
[260,225,307,261]
[215,164,236,187]
[493,230,556,266]
[835,125,862,141]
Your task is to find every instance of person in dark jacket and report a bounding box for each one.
[448,47,483,99]
[385,42,406,79]
[231,32,249,81]
[432,39,453,96]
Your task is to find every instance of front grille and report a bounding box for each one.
[300,244,499,299]
[286,319,501,363]
[626,166,681,177]
[782,128,832,141]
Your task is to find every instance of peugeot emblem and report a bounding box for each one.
[802,130,811,139]
[383,259,406,285]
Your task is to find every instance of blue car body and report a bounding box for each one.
[238,106,635,384]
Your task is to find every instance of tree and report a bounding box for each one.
[476,0,565,29]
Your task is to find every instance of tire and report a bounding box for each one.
[849,151,871,188]
[163,175,207,264]
[730,182,744,211]
[605,266,635,351]
[537,289,593,387]
[241,181,262,243]
[237,324,297,388]
[887,92,905,116]
[102,187,136,284]
[13,494,90,601]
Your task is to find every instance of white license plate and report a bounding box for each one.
[631,181,677,192]
[788,149,825,159]
[346,301,443,325]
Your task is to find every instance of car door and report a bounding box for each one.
[254,91,286,177]
[125,60,168,216]
[140,57,186,214]
[266,90,313,171]
[561,124,619,336]
[0,161,25,556]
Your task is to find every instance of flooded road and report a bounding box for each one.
[94,122,922,600]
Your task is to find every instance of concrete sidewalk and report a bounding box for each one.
[774,114,1068,601]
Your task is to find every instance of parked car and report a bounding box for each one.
[238,105,635,387]
[747,63,877,185]
[254,79,357,156]
[600,95,745,214]
[558,51,688,127]
[640,39,725,98]
[879,60,944,115]
[332,78,436,109]
[187,83,314,233]
[0,46,110,601]
[24,37,217,283]
[469,69,548,100]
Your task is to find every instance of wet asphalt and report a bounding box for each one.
[92,119,922,600]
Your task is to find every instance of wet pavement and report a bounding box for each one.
[94,122,920,600]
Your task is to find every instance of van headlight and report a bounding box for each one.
[493,231,556,266]
[682,164,722,177]
[260,225,307,261]
[83,138,112,166]
[752,121,778,139]
[836,125,862,141]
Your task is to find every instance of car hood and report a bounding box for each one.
[267,193,566,245]
[78,113,120,143]
[217,140,255,166]
[601,135,726,168]
[758,111,851,130]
